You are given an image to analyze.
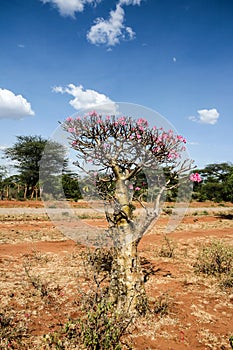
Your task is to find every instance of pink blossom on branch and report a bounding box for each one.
[189,173,202,183]
[63,112,194,176]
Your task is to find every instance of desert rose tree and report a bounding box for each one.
[63,111,195,314]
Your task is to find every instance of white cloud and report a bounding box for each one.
[189,108,219,125]
[87,4,129,46]
[87,0,141,46]
[53,84,118,114]
[119,0,142,5]
[0,88,35,120]
[17,44,25,48]
[172,56,176,62]
[198,108,219,124]
[41,0,142,46]
[40,0,101,18]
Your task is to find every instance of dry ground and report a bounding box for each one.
[0,201,233,349]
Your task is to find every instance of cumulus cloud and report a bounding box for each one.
[53,84,118,114]
[87,0,142,46]
[0,88,35,120]
[189,108,219,125]
[40,0,142,46]
[40,0,101,18]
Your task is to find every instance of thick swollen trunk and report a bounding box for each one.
[109,176,147,315]
[110,239,147,315]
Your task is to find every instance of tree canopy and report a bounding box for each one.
[4,135,68,199]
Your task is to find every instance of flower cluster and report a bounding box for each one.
[63,112,191,172]
[189,173,202,183]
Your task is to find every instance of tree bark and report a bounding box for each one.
[24,185,28,199]
[109,172,147,315]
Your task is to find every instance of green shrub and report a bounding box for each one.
[80,297,128,350]
[194,240,233,277]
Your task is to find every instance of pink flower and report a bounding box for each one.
[190,173,202,183]
[167,153,173,159]
[135,186,141,191]
[136,134,141,139]
[89,110,98,117]
[129,184,133,190]
[167,151,180,159]
[66,117,73,122]
[177,135,187,144]
[152,147,159,153]
[68,127,75,133]
[137,118,148,126]
[117,116,126,125]
[177,135,183,141]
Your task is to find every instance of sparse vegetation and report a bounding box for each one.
[158,235,176,258]
[79,294,131,350]
[0,310,29,349]
[153,292,172,317]
[195,240,233,276]
[195,240,233,292]
[0,203,233,349]
[43,249,133,350]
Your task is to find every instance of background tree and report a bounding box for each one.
[192,162,233,202]
[62,173,82,201]
[0,165,7,200]
[63,112,195,315]
[4,135,68,199]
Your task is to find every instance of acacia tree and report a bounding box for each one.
[63,112,196,314]
[192,163,232,202]
[5,135,68,199]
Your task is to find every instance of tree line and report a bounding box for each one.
[0,135,232,203]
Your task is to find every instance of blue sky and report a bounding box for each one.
[0,0,232,170]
